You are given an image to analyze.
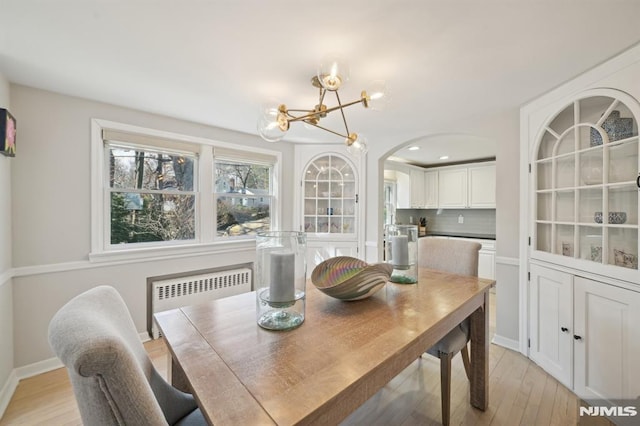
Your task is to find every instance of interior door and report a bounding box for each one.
[294,145,365,276]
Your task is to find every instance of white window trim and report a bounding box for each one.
[90,119,282,263]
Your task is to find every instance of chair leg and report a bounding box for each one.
[440,352,452,426]
[461,344,471,381]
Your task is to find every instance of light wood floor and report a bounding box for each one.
[0,294,586,425]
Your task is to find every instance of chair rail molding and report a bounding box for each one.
[0,268,13,288]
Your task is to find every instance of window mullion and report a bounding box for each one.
[199,145,214,243]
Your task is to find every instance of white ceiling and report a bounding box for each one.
[2,1,640,166]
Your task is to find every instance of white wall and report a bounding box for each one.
[9,85,295,367]
[0,73,15,416]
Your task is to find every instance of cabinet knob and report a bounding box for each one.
[561,327,568,332]
[573,335,582,341]
[637,174,640,188]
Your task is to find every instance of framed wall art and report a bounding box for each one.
[0,108,16,157]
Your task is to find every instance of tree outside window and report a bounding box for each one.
[109,146,196,244]
[215,161,271,237]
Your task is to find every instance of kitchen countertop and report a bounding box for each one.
[422,232,496,240]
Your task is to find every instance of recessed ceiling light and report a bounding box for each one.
[408,146,420,151]
[439,155,449,160]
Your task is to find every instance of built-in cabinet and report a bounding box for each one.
[295,146,364,277]
[529,263,640,402]
[525,89,640,406]
[531,91,639,283]
[302,155,357,235]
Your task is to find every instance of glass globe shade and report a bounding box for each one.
[346,134,368,156]
[317,56,349,91]
[366,80,390,111]
[257,105,287,142]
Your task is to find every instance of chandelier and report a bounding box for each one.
[257,58,388,155]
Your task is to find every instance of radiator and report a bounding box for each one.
[149,267,252,338]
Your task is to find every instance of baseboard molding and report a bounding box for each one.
[0,370,18,420]
[13,331,151,381]
[14,356,63,381]
[492,334,520,352]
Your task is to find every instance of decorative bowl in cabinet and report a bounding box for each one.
[311,256,392,301]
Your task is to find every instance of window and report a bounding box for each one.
[91,120,280,260]
[215,160,272,237]
[109,145,196,244]
[383,180,396,226]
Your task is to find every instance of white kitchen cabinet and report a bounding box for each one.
[423,171,438,208]
[437,163,496,209]
[478,248,496,280]
[395,170,411,208]
[468,164,496,208]
[410,169,426,208]
[438,168,468,208]
[528,262,640,402]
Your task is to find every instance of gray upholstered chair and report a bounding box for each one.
[418,237,481,426]
[48,285,206,426]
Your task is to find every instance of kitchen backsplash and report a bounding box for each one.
[396,208,496,236]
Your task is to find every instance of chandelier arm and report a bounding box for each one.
[334,91,351,136]
[304,121,349,139]
[286,98,363,123]
[287,111,323,123]
[286,109,316,113]
[308,98,364,116]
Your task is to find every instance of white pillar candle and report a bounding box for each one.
[391,235,409,267]
[269,251,295,303]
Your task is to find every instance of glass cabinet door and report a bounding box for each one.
[303,154,357,235]
[534,94,639,271]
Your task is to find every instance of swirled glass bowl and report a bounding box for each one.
[311,256,393,301]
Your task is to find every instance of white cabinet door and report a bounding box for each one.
[478,250,495,280]
[410,169,425,208]
[529,264,573,388]
[395,171,411,208]
[438,168,468,208]
[423,171,438,208]
[573,277,640,402]
[468,164,496,208]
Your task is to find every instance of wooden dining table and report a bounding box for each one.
[154,268,494,425]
